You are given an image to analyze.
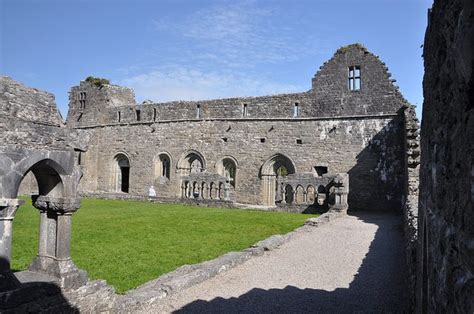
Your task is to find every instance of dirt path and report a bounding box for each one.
[146,213,408,313]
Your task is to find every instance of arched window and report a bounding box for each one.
[295,185,305,204]
[218,157,238,188]
[177,150,205,175]
[155,153,171,180]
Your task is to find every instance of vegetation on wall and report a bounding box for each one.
[85,76,110,87]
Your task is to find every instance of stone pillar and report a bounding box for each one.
[29,196,87,289]
[330,174,349,213]
[281,184,286,205]
[224,182,230,201]
[0,198,24,291]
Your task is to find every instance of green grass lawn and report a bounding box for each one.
[12,197,315,293]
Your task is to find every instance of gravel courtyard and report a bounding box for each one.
[146,213,408,313]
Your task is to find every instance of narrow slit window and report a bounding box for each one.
[136,109,141,121]
[348,66,361,91]
[118,111,121,122]
[78,92,86,109]
[196,104,201,119]
[153,108,157,121]
[242,103,248,117]
[293,102,299,117]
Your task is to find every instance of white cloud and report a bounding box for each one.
[119,1,332,103]
[120,66,305,103]
[151,1,329,68]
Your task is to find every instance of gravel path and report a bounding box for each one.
[147,213,408,313]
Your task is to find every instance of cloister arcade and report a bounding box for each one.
[0,148,86,291]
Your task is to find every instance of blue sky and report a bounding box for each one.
[1,0,432,119]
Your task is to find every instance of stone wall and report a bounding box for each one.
[402,105,420,309]
[417,0,474,312]
[76,115,404,210]
[69,44,410,211]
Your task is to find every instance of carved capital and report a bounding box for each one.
[0,198,25,220]
[32,196,81,214]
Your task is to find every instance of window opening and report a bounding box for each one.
[348,66,361,90]
[242,103,248,117]
[136,109,141,121]
[293,102,299,117]
[118,111,121,122]
[314,166,328,177]
[196,104,201,119]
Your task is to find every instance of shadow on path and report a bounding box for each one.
[175,212,408,313]
[0,261,79,312]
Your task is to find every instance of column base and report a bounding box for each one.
[330,205,348,214]
[0,270,20,292]
[28,256,87,290]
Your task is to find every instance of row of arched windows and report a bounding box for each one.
[111,151,238,193]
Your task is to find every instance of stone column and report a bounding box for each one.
[224,182,230,201]
[0,198,24,291]
[330,174,349,213]
[281,184,286,205]
[29,196,87,289]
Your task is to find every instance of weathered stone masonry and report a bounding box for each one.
[0,77,115,312]
[0,43,421,311]
[417,0,474,312]
[67,44,413,212]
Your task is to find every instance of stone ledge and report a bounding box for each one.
[115,210,344,311]
[305,210,346,227]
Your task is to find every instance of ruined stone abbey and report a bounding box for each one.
[1,2,472,308]
[61,44,415,212]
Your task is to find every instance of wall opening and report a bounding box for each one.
[113,154,130,193]
[136,109,141,121]
[314,166,328,177]
[348,66,361,91]
[196,104,201,119]
[293,102,299,117]
[219,158,237,188]
[242,103,248,117]
[178,151,205,176]
[155,153,171,180]
[261,154,296,206]
[117,111,121,122]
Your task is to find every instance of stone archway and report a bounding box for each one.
[0,150,85,291]
[112,153,130,193]
[260,154,296,206]
[217,156,238,188]
[177,150,206,176]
